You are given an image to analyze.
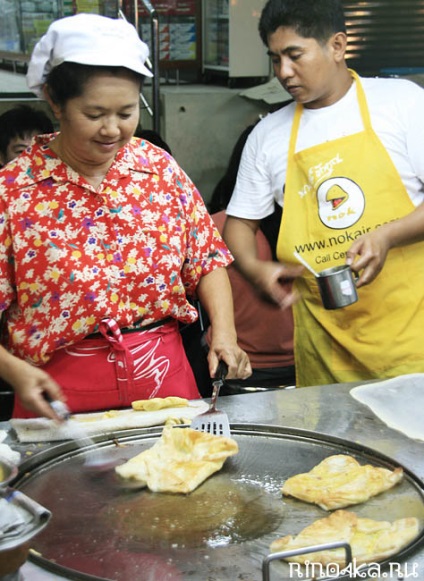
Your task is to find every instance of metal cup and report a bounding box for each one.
[317,265,358,310]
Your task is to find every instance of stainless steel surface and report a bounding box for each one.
[3,380,424,580]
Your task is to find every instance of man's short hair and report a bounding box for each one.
[259,0,346,45]
[0,105,54,159]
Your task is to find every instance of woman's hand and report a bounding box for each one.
[0,348,65,420]
[207,332,252,381]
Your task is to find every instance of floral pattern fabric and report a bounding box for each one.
[0,135,232,365]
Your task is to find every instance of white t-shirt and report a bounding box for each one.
[227,75,424,219]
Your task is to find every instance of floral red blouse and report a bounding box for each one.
[0,135,232,365]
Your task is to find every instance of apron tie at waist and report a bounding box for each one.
[98,318,125,350]
[86,317,173,339]
[97,319,133,391]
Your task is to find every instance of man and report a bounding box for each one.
[223,0,424,386]
[0,104,53,166]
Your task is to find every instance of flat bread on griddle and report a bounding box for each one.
[115,426,238,493]
[282,454,403,510]
[270,509,419,566]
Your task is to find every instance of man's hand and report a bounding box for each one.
[346,228,390,287]
[248,259,304,308]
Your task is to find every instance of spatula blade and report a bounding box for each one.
[191,361,231,437]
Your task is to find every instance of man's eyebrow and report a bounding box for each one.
[267,45,303,57]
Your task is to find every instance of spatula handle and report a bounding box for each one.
[209,360,228,411]
[215,360,228,382]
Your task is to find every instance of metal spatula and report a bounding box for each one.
[191,360,231,437]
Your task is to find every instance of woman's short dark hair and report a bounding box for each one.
[45,62,144,107]
[259,0,346,46]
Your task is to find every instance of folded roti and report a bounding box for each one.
[131,396,188,411]
[282,454,403,510]
[270,509,419,566]
[115,426,239,493]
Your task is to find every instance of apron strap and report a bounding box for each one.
[98,318,134,391]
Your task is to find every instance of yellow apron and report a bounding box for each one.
[277,70,424,386]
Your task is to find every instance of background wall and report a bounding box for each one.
[149,85,270,205]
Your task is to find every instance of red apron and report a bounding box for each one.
[12,319,200,418]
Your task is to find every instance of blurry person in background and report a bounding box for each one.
[0,104,54,167]
[208,125,295,393]
[134,127,172,155]
[0,13,251,420]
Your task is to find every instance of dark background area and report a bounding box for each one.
[343,0,424,76]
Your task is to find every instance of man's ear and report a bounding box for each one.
[330,32,347,63]
[42,85,62,120]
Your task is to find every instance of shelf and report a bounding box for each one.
[203,64,229,72]
[206,14,229,19]
[202,0,269,80]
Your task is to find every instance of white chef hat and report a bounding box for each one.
[27,13,153,98]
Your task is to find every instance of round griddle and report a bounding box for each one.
[12,424,424,580]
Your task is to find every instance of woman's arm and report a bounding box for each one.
[196,267,252,380]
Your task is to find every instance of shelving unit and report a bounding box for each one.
[0,0,119,67]
[202,0,269,84]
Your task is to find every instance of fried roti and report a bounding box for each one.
[115,426,238,493]
[282,454,403,510]
[270,509,419,566]
[131,396,188,411]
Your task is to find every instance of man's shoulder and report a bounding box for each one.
[255,102,296,131]
[247,102,296,147]
[361,74,424,100]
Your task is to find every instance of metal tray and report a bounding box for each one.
[12,424,424,581]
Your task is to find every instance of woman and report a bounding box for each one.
[0,14,251,419]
